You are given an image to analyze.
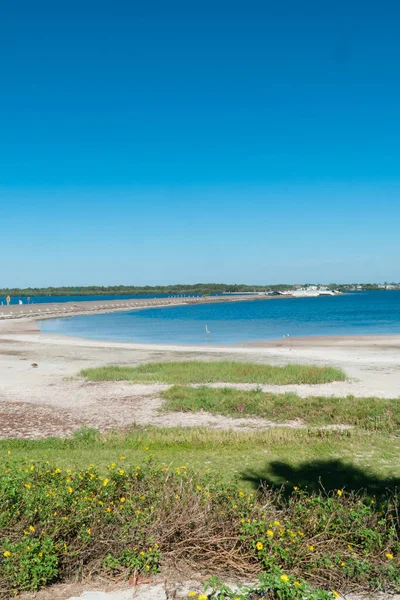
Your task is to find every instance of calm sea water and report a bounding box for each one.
[38,291,400,345]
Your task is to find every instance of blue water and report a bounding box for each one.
[38,291,400,345]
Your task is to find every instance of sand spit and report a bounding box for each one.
[0,294,287,322]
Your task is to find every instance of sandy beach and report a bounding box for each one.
[0,316,399,439]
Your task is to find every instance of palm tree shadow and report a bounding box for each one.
[241,459,400,497]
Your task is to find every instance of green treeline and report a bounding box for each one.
[0,283,394,297]
[0,283,292,297]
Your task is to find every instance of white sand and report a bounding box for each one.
[0,319,399,438]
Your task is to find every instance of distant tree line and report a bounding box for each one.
[0,283,294,297]
[0,283,397,297]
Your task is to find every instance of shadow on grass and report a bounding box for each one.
[241,459,400,497]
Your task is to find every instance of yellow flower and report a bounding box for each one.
[294,486,298,491]
[120,455,126,460]
[106,507,111,513]
[103,478,109,487]
[294,581,301,587]
[68,486,73,494]
[7,450,11,455]
[196,485,201,491]
[29,525,35,533]
[198,595,208,600]
[274,520,281,526]
[188,592,197,598]
[120,497,126,503]
[340,561,345,566]
[267,530,274,537]
[3,551,11,557]
[118,470,125,476]
[337,489,343,497]
[87,528,91,535]
[24,484,31,489]
[140,551,145,556]
[333,591,341,599]
[38,552,43,557]
[256,541,263,551]
[308,545,315,552]
[280,574,289,583]
[386,553,394,560]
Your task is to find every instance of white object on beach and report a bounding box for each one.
[67,584,166,599]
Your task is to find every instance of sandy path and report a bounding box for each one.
[0,320,399,438]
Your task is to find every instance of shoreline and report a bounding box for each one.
[1,315,400,439]
[2,292,398,351]
[1,317,400,352]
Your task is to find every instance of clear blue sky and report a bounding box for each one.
[1,0,399,287]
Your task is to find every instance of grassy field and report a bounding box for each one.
[80,361,346,385]
[162,386,400,431]
[2,427,400,493]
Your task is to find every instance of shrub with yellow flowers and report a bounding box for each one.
[0,456,399,598]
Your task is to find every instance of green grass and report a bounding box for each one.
[162,386,400,431]
[2,427,400,492]
[79,361,346,385]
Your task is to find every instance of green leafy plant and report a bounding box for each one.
[2,535,58,593]
[0,457,399,597]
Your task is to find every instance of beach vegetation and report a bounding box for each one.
[79,361,346,385]
[161,386,400,431]
[1,454,399,597]
[2,426,400,492]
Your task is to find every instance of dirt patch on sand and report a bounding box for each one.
[0,400,83,439]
